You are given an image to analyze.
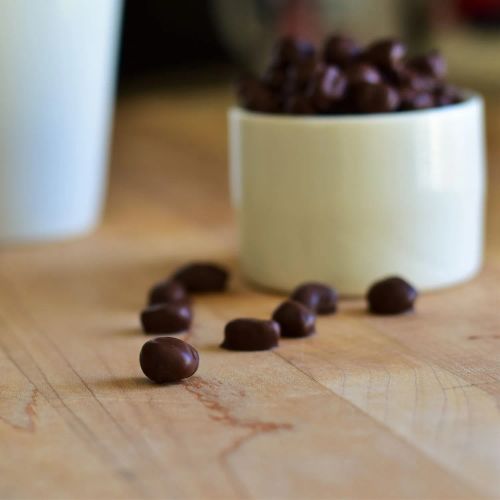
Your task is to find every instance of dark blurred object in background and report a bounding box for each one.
[118,0,500,90]
[118,0,230,83]
[458,0,500,27]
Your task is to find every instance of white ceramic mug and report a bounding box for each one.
[229,95,486,295]
[0,0,122,243]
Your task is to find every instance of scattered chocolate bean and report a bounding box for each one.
[172,262,229,293]
[140,337,199,384]
[367,276,417,315]
[148,280,188,306]
[272,300,315,338]
[140,302,192,334]
[323,34,362,67]
[221,319,280,351]
[354,82,400,113]
[364,38,406,70]
[290,282,338,315]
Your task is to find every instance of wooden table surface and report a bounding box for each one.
[1,86,500,500]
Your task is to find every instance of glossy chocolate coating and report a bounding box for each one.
[287,57,318,89]
[364,38,407,70]
[272,300,315,338]
[172,262,229,293]
[236,34,463,115]
[221,319,280,351]
[140,337,199,384]
[434,84,463,107]
[237,78,280,113]
[140,303,192,334]
[290,282,338,314]
[367,276,417,315]
[271,37,315,68]
[354,82,400,113]
[345,63,382,85]
[390,66,436,92]
[399,88,434,110]
[262,66,287,90]
[409,50,446,80]
[148,280,188,306]
[323,34,362,67]
[308,65,347,111]
[285,94,315,115]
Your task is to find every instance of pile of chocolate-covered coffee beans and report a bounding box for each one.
[237,34,463,115]
[138,263,417,384]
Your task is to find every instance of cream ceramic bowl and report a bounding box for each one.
[229,95,486,296]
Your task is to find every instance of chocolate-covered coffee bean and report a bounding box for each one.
[287,57,318,89]
[323,34,361,67]
[399,88,434,110]
[172,262,229,293]
[364,38,406,70]
[221,319,280,351]
[392,67,436,92]
[409,50,446,80]
[140,337,199,384]
[271,37,315,68]
[148,280,188,306]
[141,303,192,334]
[262,66,287,90]
[285,94,315,115]
[290,282,338,314]
[308,65,347,111]
[272,300,315,338]
[434,84,463,107]
[354,82,400,113]
[345,63,381,85]
[367,276,417,315]
[236,34,463,115]
[237,78,280,113]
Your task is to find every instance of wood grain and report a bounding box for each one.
[1,86,500,499]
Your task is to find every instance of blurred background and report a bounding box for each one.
[3,0,499,242]
[118,0,500,90]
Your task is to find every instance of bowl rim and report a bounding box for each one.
[229,91,482,125]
